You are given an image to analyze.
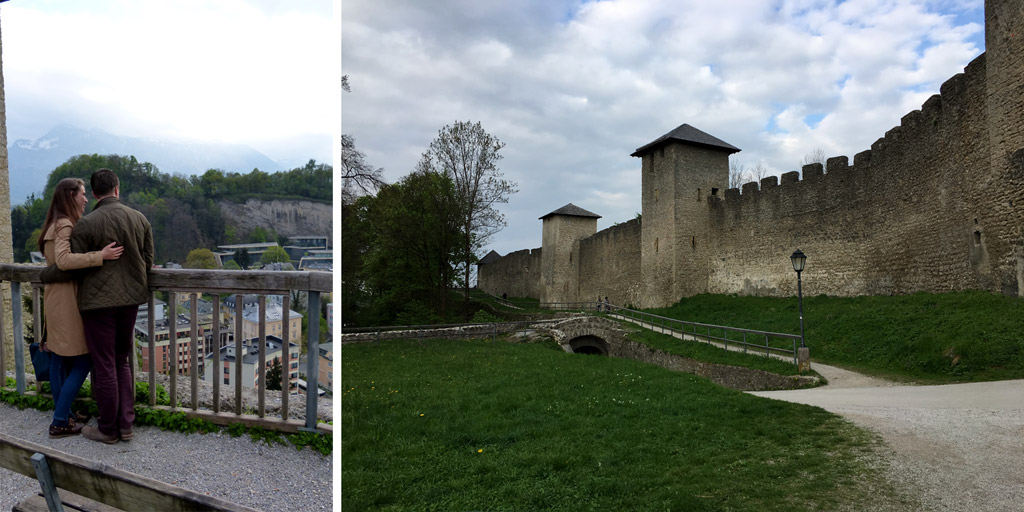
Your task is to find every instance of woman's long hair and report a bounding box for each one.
[37,178,87,252]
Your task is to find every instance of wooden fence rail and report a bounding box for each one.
[0,265,332,434]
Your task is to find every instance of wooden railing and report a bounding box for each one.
[0,265,332,434]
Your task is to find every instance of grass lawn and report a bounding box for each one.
[645,291,1024,383]
[342,338,911,511]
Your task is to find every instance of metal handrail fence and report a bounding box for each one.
[538,301,603,312]
[0,265,331,434]
[602,304,801,365]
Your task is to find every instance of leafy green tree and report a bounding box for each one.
[418,121,517,302]
[266,359,283,391]
[248,227,269,243]
[235,248,252,270]
[260,246,291,264]
[185,248,219,269]
[355,169,463,324]
[222,259,242,270]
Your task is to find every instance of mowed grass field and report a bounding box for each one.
[646,291,1024,383]
[342,338,912,511]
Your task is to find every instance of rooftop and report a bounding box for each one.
[630,123,741,157]
[539,203,601,220]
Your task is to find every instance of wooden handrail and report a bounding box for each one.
[0,263,332,433]
[1,432,257,511]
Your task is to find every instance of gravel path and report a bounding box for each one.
[0,404,333,512]
[752,363,1024,512]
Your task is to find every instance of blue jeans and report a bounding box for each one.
[50,353,92,427]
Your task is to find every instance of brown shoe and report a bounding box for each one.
[120,428,134,441]
[72,411,91,424]
[82,425,119,445]
[49,419,83,438]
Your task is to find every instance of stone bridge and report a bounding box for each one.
[547,316,817,391]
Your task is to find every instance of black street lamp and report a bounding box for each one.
[790,249,806,348]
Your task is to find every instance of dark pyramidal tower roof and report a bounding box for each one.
[630,123,741,157]
[478,250,502,265]
[539,203,601,220]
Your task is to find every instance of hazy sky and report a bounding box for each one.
[342,0,985,257]
[2,0,338,166]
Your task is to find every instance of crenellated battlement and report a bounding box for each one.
[480,2,1024,305]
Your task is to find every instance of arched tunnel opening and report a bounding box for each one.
[568,335,608,356]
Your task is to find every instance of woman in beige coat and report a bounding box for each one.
[40,178,123,437]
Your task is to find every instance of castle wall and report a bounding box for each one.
[477,248,541,299]
[708,55,991,297]
[640,144,729,307]
[540,216,596,303]
[478,0,1023,305]
[983,0,1024,296]
[578,218,642,307]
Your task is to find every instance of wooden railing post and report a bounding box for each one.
[12,281,25,394]
[234,294,243,415]
[212,299,221,413]
[167,291,177,408]
[147,294,156,406]
[280,294,290,420]
[190,293,199,410]
[303,291,320,432]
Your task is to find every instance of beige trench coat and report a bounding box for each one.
[42,217,103,357]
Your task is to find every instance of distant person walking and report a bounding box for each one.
[72,169,154,445]
[38,178,124,438]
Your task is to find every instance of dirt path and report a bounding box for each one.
[751,363,1024,511]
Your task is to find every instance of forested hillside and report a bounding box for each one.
[11,154,332,263]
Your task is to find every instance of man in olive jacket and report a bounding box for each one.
[73,169,154,444]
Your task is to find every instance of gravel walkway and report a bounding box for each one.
[0,404,333,512]
[752,363,1024,512]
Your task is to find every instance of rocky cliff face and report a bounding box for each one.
[217,198,333,243]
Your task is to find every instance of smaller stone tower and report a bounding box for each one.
[632,124,739,308]
[539,203,600,303]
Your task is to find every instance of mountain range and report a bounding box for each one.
[7,124,285,204]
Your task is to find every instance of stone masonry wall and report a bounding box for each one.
[479,0,1023,305]
[477,248,542,299]
[707,54,992,297]
[578,218,642,307]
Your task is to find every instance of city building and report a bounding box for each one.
[318,342,333,392]
[202,335,300,390]
[239,303,302,342]
[136,314,208,376]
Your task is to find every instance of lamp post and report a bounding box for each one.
[790,249,810,371]
[790,249,806,348]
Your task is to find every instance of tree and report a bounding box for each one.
[185,248,219,269]
[348,170,463,325]
[261,246,291,264]
[802,148,827,170]
[729,161,746,189]
[341,76,385,201]
[266,358,283,391]
[222,259,242,270]
[235,248,252,270]
[419,121,517,302]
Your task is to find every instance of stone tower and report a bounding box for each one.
[539,203,600,303]
[631,124,739,307]
[984,0,1024,296]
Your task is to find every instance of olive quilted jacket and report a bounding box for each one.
[70,197,154,311]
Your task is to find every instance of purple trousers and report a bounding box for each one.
[82,305,139,437]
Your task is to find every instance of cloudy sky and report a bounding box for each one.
[1,0,337,167]
[342,0,984,257]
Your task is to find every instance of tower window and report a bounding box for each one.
[655,238,659,253]
[974,231,982,245]
[697,188,701,201]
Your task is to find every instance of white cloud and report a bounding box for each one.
[342,0,984,256]
[3,0,334,157]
